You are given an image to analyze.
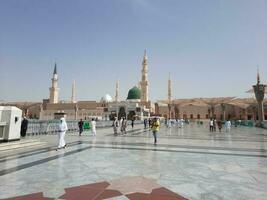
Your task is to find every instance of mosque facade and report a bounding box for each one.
[102,51,152,120]
[103,86,151,120]
[155,72,267,121]
[1,52,266,122]
[39,51,153,120]
[39,62,107,120]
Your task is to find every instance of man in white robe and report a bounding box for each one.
[181,118,184,128]
[113,117,119,135]
[167,118,171,128]
[225,120,231,132]
[91,118,96,136]
[57,117,68,150]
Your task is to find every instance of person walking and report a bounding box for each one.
[57,117,68,150]
[213,119,217,132]
[20,115,28,138]
[151,117,160,145]
[209,119,214,132]
[144,118,148,129]
[177,119,181,128]
[167,118,171,128]
[131,119,135,129]
[217,120,222,132]
[120,118,123,127]
[78,119,84,136]
[121,117,127,134]
[91,118,96,136]
[180,118,184,128]
[148,118,152,131]
[113,117,119,135]
[225,119,231,132]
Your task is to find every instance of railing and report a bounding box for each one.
[26,120,79,135]
[262,122,267,129]
[235,120,254,127]
[26,120,143,135]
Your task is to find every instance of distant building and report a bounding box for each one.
[104,86,151,120]
[40,51,152,120]
[2,54,265,121]
[40,100,104,120]
[155,97,266,120]
[155,72,267,121]
[0,101,42,119]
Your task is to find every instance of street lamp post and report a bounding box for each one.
[253,77,266,127]
[221,103,226,121]
[168,103,171,119]
[253,84,266,127]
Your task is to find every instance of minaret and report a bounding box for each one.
[257,67,260,84]
[168,73,172,103]
[138,82,142,90]
[140,50,149,102]
[115,80,119,102]
[49,63,59,104]
[71,80,76,103]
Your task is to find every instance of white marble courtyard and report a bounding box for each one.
[0,123,267,200]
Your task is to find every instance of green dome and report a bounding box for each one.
[127,86,141,100]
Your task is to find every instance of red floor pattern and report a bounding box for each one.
[1,180,188,200]
[1,192,53,200]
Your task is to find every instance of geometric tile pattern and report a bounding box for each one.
[0,192,53,200]
[147,187,188,200]
[107,176,161,194]
[58,180,188,200]
[59,181,121,200]
[1,178,188,200]
[126,187,189,200]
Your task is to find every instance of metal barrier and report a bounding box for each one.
[263,122,267,129]
[233,120,267,128]
[26,120,143,135]
[26,120,79,135]
[238,120,254,127]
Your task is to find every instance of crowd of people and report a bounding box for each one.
[209,118,231,133]
[112,116,160,144]
[164,117,233,134]
[57,117,97,150]
[165,118,186,128]
[20,113,238,150]
[19,114,161,150]
[112,117,128,135]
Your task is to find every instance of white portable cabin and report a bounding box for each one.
[0,106,22,142]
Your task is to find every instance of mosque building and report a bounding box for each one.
[103,85,151,120]
[40,63,105,120]
[1,52,266,121]
[39,51,153,120]
[155,71,267,121]
[102,50,152,120]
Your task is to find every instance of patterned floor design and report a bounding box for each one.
[1,177,187,200]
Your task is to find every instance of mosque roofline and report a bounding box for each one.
[157,97,236,103]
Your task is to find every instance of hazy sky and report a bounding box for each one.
[1,0,267,102]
